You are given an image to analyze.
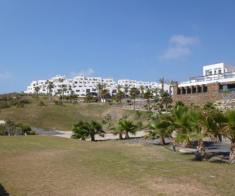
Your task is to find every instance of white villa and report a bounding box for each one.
[25,75,170,97]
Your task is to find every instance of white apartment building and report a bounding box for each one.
[25,75,170,97]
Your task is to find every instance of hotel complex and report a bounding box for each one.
[25,75,170,97]
[173,63,235,106]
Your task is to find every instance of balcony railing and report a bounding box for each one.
[180,72,235,85]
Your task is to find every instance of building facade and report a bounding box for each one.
[25,75,170,97]
[173,63,235,106]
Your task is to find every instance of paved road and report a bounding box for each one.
[33,127,147,140]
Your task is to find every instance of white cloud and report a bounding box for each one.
[170,35,199,46]
[162,47,191,60]
[70,68,95,77]
[0,72,11,80]
[161,34,199,60]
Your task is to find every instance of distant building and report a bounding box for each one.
[25,75,170,97]
[173,63,235,106]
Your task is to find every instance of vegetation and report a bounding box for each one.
[112,119,138,139]
[148,114,173,145]
[129,87,140,110]
[72,120,104,141]
[0,120,34,136]
[0,95,115,130]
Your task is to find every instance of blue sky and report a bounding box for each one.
[0,0,235,93]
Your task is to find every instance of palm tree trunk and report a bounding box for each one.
[125,131,129,139]
[90,133,95,142]
[218,134,222,142]
[133,98,136,110]
[230,142,235,163]
[160,136,166,145]
[119,133,123,140]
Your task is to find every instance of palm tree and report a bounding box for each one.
[144,89,153,111]
[46,81,54,101]
[159,77,165,92]
[97,83,106,102]
[72,121,104,141]
[34,86,40,97]
[172,104,203,147]
[115,119,138,139]
[222,110,235,163]
[115,90,125,103]
[148,114,174,145]
[124,85,129,97]
[201,104,226,142]
[130,87,140,110]
[61,84,67,102]
[160,91,172,111]
[100,89,110,102]
[140,85,145,98]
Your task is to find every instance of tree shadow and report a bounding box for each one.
[0,184,9,196]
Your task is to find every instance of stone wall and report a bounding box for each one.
[172,83,224,106]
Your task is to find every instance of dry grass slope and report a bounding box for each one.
[0,96,130,130]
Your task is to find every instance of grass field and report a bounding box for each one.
[0,136,235,196]
[0,96,137,131]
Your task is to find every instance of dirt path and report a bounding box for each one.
[33,127,147,140]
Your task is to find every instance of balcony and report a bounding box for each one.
[180,72,235,85]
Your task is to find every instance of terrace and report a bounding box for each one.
[179,71,235,87]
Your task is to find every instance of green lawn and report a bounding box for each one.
[0,136,234,195]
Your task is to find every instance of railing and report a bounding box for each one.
[180,72,235,85]
[219,88,235,93]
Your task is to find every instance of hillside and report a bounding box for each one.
[0,95,145,131]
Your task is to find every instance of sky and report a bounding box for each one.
[0,0,235,93]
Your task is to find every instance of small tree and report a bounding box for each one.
[222,110,235,163]
[148,114,174,145]
[97,83,106,102]
[100,89,110,102]
[124,85,129,97]
[140,85,145,98]
[115,119,138,139]
[34,86,40,97]
[61,84,67,102]
[130,87,140,110]
[17,123,32,136]
[72,121,104,141]
[115,90,125,103]
[47,81,54,101]
[160,91,172,111]
[144,89,153,111]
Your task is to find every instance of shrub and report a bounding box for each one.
[38,100,46,106]
[0,101,10,109]
[54,100,63,106]
[0,125,7,135]
[16,123,32,135]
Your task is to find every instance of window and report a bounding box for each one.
[203,85,208,93]
[192,86,196,93]
[186,87,191,94]
[197,86,202,93]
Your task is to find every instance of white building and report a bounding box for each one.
[178,62,235,88]
[25,75,170,97]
